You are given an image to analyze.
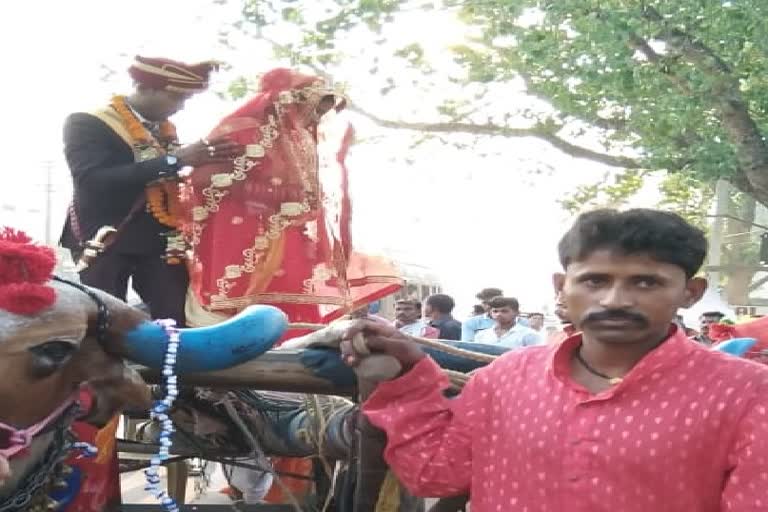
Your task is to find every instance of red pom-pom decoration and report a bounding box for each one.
[0,226,56,315]
[0,283,56,315]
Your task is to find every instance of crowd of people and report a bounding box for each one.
[392,288,546,348]
[391,288,753,354]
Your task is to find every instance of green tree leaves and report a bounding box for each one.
[230,0,768,212]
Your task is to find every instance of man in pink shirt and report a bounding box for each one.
[547,294,577,345]
[339,208,768,512]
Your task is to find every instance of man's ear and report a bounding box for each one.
[682,277,708,308]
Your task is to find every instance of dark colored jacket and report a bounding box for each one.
[60,112,177,255]
[430,315,463,341]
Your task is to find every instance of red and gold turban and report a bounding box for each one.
[128,55,219,94]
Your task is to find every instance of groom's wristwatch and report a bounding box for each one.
[158,154,180,177]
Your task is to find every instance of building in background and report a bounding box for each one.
[376,262,443,321]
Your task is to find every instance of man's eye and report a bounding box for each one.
[636,278,659,288]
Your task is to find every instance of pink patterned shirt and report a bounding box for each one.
[363,329,768,511]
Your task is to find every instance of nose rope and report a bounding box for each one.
[0,391,80,459]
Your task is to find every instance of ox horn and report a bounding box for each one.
[711,337,756,357]
[121,305,288,373]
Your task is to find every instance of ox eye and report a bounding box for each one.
[31,341,77,361]
[28,341,77,378]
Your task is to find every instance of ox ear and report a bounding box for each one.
[80,362,153,427]
[68,339,153,427]
[88,289,153,343]
[65,287,153,426]
[119,305,288,373]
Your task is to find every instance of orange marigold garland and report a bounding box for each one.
[145,180,184,229]
[111,95,178,147]
[110,95,185,263]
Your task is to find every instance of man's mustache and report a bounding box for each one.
[583,309,649,326]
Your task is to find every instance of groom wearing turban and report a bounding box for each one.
[59,55,244,511]
[60,56,242,326]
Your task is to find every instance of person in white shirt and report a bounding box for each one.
[527,312,545,331]
[475,296,542,349]
[394,299,440,338]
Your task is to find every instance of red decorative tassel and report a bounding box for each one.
[708,323,737,342]
[0,227,31,244]
[0,226,56,315]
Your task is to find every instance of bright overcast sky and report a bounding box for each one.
[0,0,636,316]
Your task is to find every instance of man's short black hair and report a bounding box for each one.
[558,208,707,279]
[426,294,455,314]
[476,287,504,301]
[488,296,520,310]
[701,311,725,319]
[472,304,486,315]
[396,299,422,310]
[528,312,544,319]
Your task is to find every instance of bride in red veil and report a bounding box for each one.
[180,68,401,335]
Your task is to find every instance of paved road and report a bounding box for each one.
[122,464,444,508]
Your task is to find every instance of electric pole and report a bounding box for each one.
[43,160,54,246]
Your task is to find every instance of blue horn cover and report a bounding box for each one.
[123,305,288,373]
[711,337,757,357]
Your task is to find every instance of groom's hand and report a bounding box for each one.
[176,137,243,167]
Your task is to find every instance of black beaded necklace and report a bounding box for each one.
[574,347,624,385]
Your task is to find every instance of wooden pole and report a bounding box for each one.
[353,379,389,512]
[138,350,355,396]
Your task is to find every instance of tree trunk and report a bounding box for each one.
[724,267,753,306]
[723,195,757,305]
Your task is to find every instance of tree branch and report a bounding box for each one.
[642,7,732,74]
[626,32,692,94]
[261,36,639,168]
[641,6,768,200]
[346,103,640,168]
[513,67,628,131]
[590,116,629,131]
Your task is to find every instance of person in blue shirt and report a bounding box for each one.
[474,296,542,348]
[461,287,503,341]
